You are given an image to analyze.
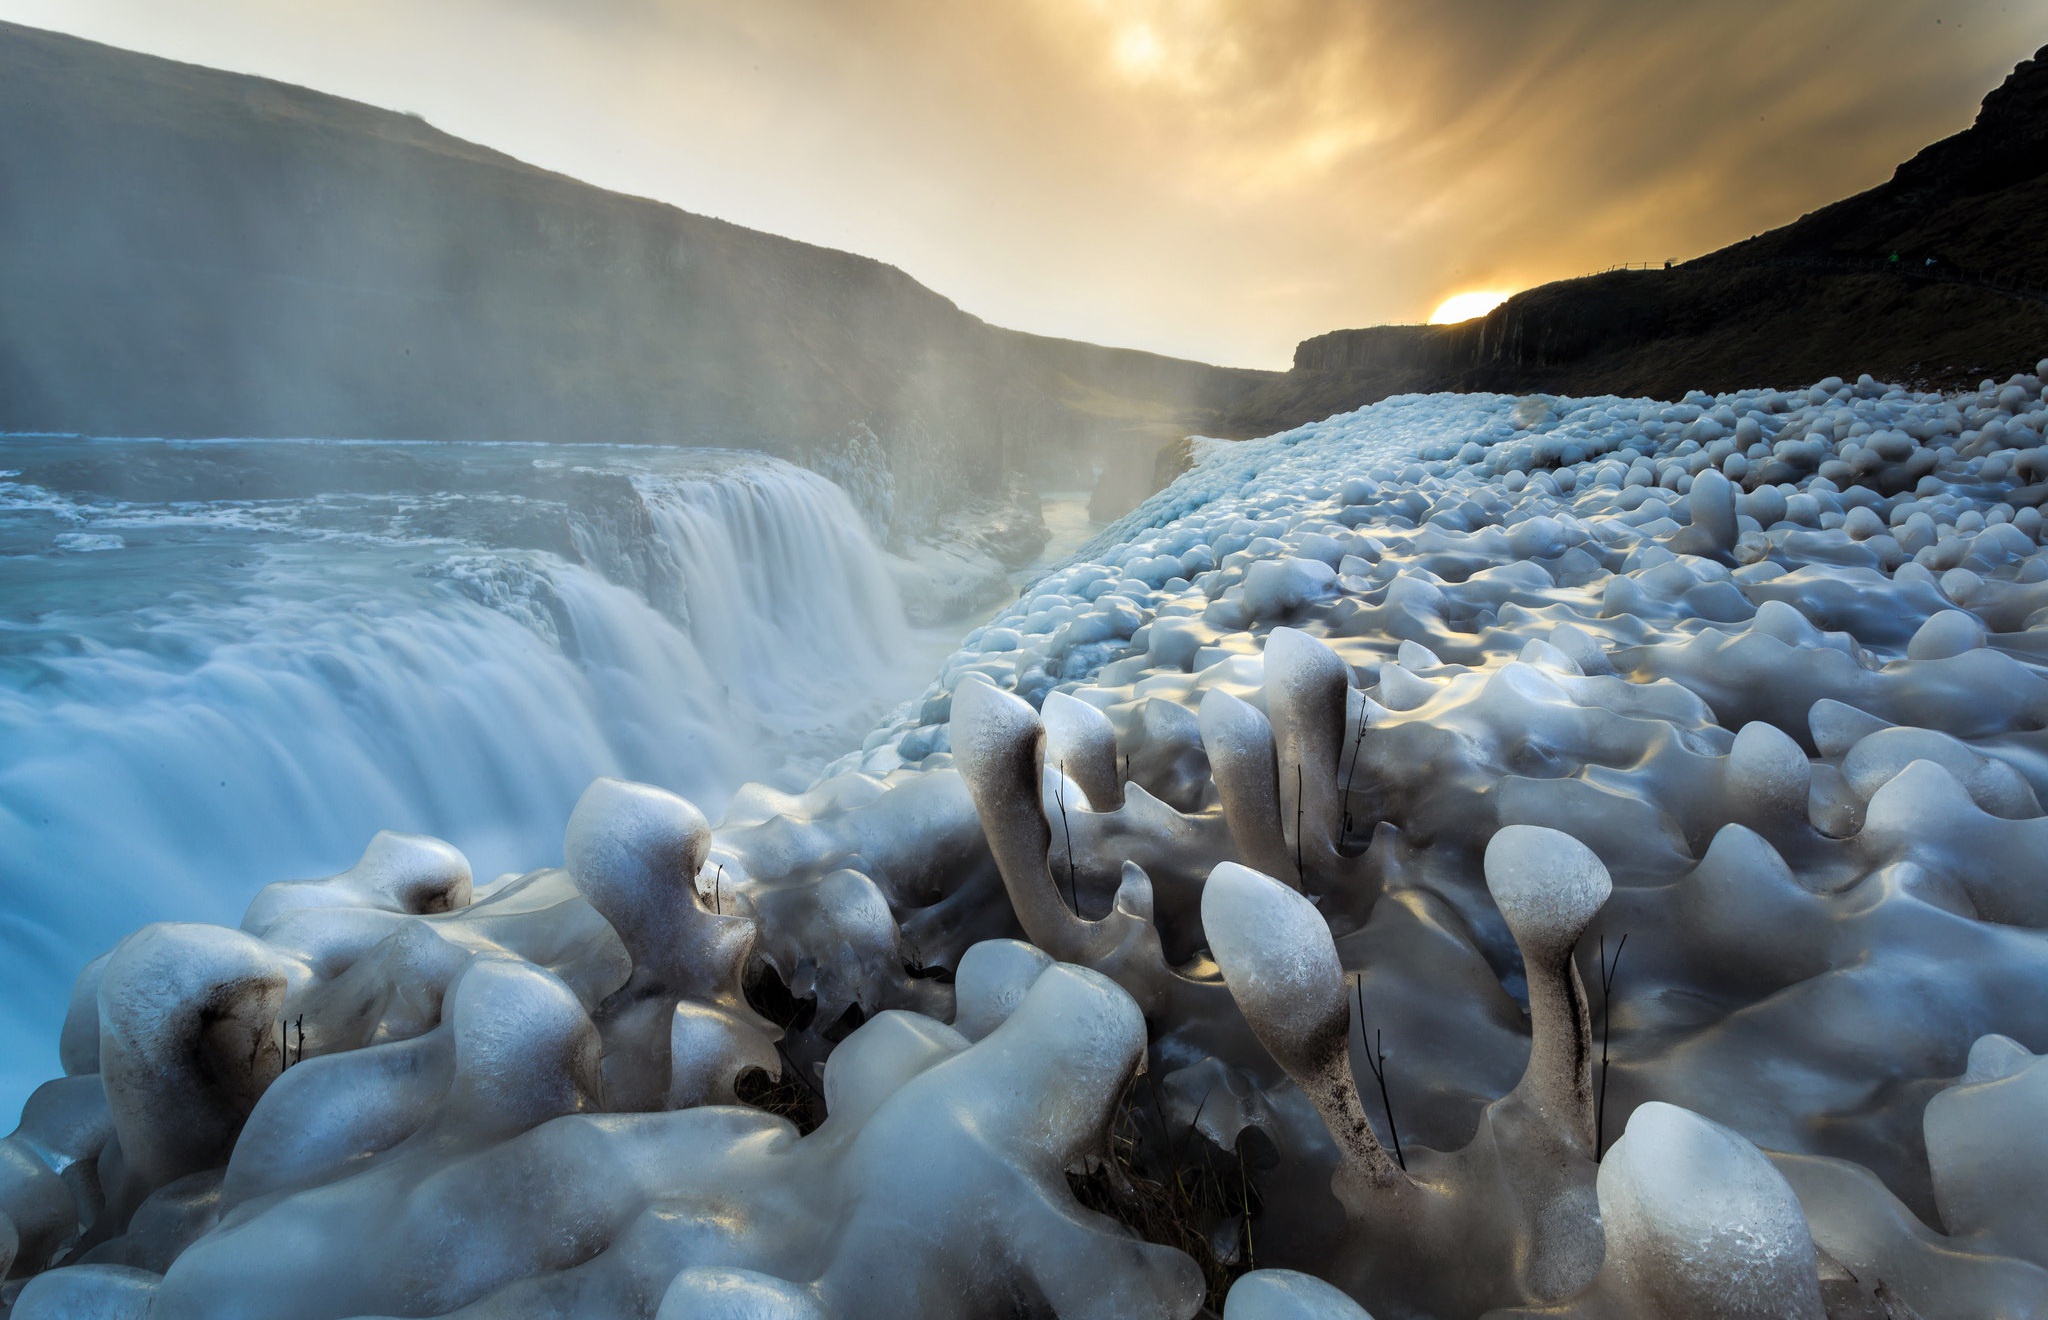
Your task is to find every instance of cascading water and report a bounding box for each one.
[0,438,925,1107]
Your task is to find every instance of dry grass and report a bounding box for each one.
[734,1064,823,1135]
[1066,1081,1262,1314]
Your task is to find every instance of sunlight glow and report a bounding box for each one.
[1114,24,1166,79]
[1428,290,1510,324]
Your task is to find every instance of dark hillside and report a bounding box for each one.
[1225,43,2048,437]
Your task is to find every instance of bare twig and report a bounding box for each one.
[1056,759,1078,914]
[1596,933,1628,1159]
[1141,1064,1186,1196]
[1239,1150,1257,1271]
[1339,702,1367,847]
[1175,1088,1216,1183]
[1355,977,1404,1170]
[1294,763,1305,886]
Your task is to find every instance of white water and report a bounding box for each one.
[0,439,925,1107]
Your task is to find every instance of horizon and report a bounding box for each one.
[0,0,2036,371]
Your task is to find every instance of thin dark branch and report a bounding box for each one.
[1056,760,1078,914]
[1175,1088,1216,1176]
[1141,1064,1186,1198]
[773,1039,824,1101]
[1355,977,1404,1170]
[1339,701,1367,846]
[1239,1149,1256,1271]
[1294,763,1305,886]
[1596,933,1628,1159]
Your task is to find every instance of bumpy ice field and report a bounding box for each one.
[8,370,2048,1320]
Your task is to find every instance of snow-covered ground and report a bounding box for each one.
[9,371,2048,1319]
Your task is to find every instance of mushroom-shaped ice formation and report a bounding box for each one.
[1483,826,1609,1141]
[1043,689,1124,810]
[1924,1034,2048,1269]
[1264,627,1351,881]
[1202,862,1402,1197]
[1199,688,1295,882]
[241,831,472,935]
[566,777,761,1110]
[96,923,290,1219]
[951,681,1236,1022]
[1225,1269,1375,1320]
[1505,1102,1826,1319]
[1667,467,1738,558]
[951,677,1087,958]
[1206,830,1613,1316]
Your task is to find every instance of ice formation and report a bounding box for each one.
[11,368,2048,1317]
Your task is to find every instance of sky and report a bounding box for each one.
[1,1,2039,369]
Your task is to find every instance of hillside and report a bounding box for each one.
[1225,42,2048,437]
[0,21,1272,497]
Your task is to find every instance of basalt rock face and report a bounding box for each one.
[0,21,1270,492]
[1226,44,2048,438]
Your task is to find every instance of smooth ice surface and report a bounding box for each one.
[13,371,2048,1317]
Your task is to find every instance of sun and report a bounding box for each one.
[1429,290,1511,325]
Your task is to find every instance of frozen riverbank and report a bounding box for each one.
[0,439,1035,1110]
[9,371,2048,1318]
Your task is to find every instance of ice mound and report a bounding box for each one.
[11,368,2048,1316]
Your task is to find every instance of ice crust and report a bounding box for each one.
[11,372,2048,1316]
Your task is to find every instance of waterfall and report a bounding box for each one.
[0,440,917,1107]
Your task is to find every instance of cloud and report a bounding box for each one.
[2,0,2039,366]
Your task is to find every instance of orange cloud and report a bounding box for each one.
[0,0,2036,368]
